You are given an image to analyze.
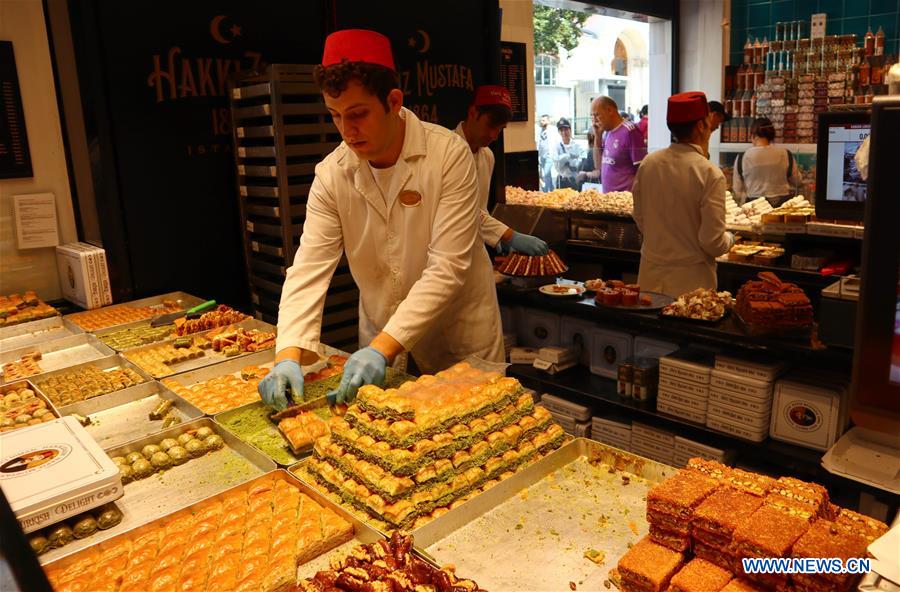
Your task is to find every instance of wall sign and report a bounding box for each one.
[500,41,528,122]
[0,41,33,179]
[13,193,59,249]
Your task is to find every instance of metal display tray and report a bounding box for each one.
[122,319,276,378]
[62,291,205,333]
[0,378,61,431]
[211,346,350,465]
[41,469,385,579]
[28,354,153,402]
[0,316,84,351]
[37,417,276,564]
[56,381,204,449]
[91,318,176,352]
[0,334,114,384]
[410,437,677,592]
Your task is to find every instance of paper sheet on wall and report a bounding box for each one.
[13,193,59,249]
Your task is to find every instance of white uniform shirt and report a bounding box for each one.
[632,143,735,296]
[276,108,504,373]
[453,122,508,247]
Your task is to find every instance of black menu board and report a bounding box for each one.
[0,41,33,179]
[500,41,527,122]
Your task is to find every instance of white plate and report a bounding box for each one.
[538,284,585,297]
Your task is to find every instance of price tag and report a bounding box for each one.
[251,241,259,252]
[239,186,248,196]
[246,221,254,232]
[238,147,247,157]
[237,128,245,138]
[238,165,246,175]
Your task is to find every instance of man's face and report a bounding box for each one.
[467,108,506,149]
[559,127,572,144]
[592,102,618,131]
[324,80,402,163]
[707,112,724,132]
[540,115,549,128]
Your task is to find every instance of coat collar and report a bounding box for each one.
[338,108,425,221]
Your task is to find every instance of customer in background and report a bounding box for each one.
[732,117,802,207]
[707,100,731,134]
[632,92,735,298]
[638,104,648,140]
[552,118,585,189]
[536,114,555,192]
[591,96,646,192]
[576,129,600,190]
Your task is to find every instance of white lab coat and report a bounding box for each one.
[276,108,504,374]
[632,143,735,298]
[453,122,508,247]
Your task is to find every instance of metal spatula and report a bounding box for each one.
[150,299,217,327]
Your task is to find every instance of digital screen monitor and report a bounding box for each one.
[814,111,871,222]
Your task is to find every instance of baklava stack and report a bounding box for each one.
[617,537,686,592]
[625,457,890,592]
[297,361,566,530]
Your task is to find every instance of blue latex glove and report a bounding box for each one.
[257,360,303,411]
[508,231,549,256]
[326,347,387,405]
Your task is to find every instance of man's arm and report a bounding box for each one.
[631,166,645,232]
[381,138,481,351]
[698,171,735,257]
[275,169,345,364]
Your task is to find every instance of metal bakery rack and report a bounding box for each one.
[229,64,359,352]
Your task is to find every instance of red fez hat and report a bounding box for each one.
[667,91,709,124]
[473,85,512,110]
[321,29,395,71]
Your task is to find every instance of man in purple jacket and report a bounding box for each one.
[591,96,647,192]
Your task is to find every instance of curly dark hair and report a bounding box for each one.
[313,60,400,111]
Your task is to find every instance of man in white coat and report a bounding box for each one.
[453,85,548,255]
[258,29,504,410]
[632,92,735,298]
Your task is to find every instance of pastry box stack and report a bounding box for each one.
[539,393,591,437]
[591,415,632,451]
[672,436,730,467]
[707,355,785,442]
[631,422,675,465]
[657,349,715,424]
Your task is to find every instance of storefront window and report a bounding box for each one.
[535,53,558,85]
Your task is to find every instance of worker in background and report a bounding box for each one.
[632,92,735,298]
[591,96,646,192]
[732,117,802,207]
[552,117,585,189]
[536,114,555,192]
[258,29,503,411]
[707,100,731,134]
[454,85,549,256]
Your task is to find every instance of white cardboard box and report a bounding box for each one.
[632,421,675,447]
[658,388,709,412]
[707,412,769,442]
[658,397,708,424]
[708,399,771,430]
[660,350,714,384]
[560,316,594,366]
[710,368,773,400]
[673,436,728,462]
[770,377,844,451]
[590,328,634,379]
[0,417,123,533]
[634,336,679,359]
[715,355,786,382]
[658,374,710,398]
[540,393,591,421]
[56,244,95,309]
[709,387,772,414]
[517,309,561,348]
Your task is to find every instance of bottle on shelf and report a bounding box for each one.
[753,37,763,64]
[875,26,885,56]
[859,56,871,87]
[744,37,753,64]
[775,22,784,42]
[761,36,769,63]
[871,56,884,86]
[755,63,765,87]
[864,27,875,56]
